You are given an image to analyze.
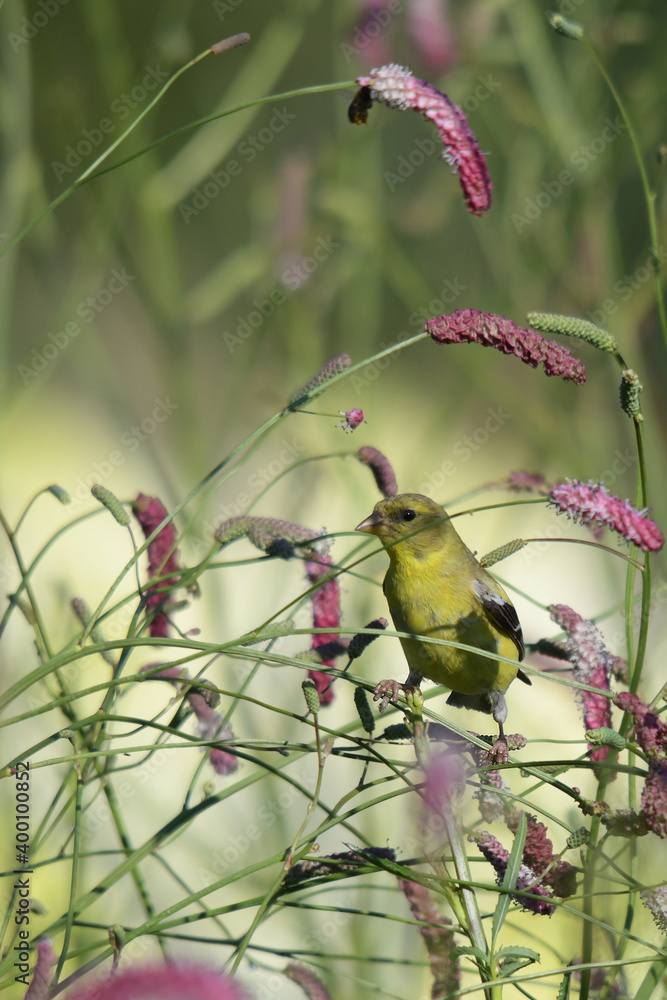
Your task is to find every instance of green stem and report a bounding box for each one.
[54,756,84,983]
[583,36,667,352]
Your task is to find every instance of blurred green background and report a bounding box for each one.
[1,0,667,997]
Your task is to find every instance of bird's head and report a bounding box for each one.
[355,493,450,555]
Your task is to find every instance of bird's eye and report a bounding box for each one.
[402,509,416,522]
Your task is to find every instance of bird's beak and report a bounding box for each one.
[355,510,390,536]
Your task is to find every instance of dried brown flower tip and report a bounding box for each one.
[356,446,398,497]
[289,354,352,405]
[495,471,549,494]
[211,33,251,54]
[285,964,332,1000]
[354,686,375,734]
[347,618,388,659]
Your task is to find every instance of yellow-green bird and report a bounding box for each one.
[356,493,530,762]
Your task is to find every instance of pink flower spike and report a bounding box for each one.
[24,938,56,1000]
[355,64,492,215]
[133,494,182,636]
[642,759,667,839]
[62,962,247,1000]
[549,604,613,764]
[614,692,667,756]
[426,309,586,384]
[306,550,342,706]
[337,409,364,433]
[549,480,664,553]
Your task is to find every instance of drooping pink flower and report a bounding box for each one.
[63,962,247,1000]
[426,309,586,384]
[305,550,342,706]
[354,64,491,215]
[356,446,398,496]
[549,604,614,764]
[398,879,460,998]
[470,832,556,915]
[24,938,56,1000]
[549,480,664,553]
[285,964,332,1000]
[614,692,667,756]
[140,665,237,775]
[188,692,239,775]
[507,813,577,897]
[337,409,364,433]
[642,759,667,839]
[133,494,181,637]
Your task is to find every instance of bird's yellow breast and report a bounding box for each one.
[383,545,519,696]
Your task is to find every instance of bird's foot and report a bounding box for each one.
[373,679,404,713]
[488,734,509,766]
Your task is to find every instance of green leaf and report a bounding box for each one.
[452,945,490,973]
[492,811,527,946]
[497,945,541,976]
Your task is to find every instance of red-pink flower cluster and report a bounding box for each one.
[337,408,364,433]
[549,604,613,764]
[356,446,398,496]
[549,479,664,552]
[354,64,491,215]
[507,812,577,897]
[141,665,238,776]
[24,938,56,1000]
[470,832,557,915]
[643,759,667,840]
[132,494,181,637]
[60,962,247,1000]
[398,878,460,997]
[614,692,667,756]
[305,550,342,706]
[426,309,586,383]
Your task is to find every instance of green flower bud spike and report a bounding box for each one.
[91,484,130,526]
[585,727,626,751]
[546,12,583,40]
[480,539,526,568]
[566,827,590,849]
[354,687,375,735]
[302,677,321,714]
[527,312,617,354]
[619,369,643,421]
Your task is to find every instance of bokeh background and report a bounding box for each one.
[1,1,667,998]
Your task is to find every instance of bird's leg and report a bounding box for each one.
[373,671,422,714]
[489,721,509,765]
[488,692,509,765]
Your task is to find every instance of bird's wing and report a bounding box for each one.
[474,578,525,662]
